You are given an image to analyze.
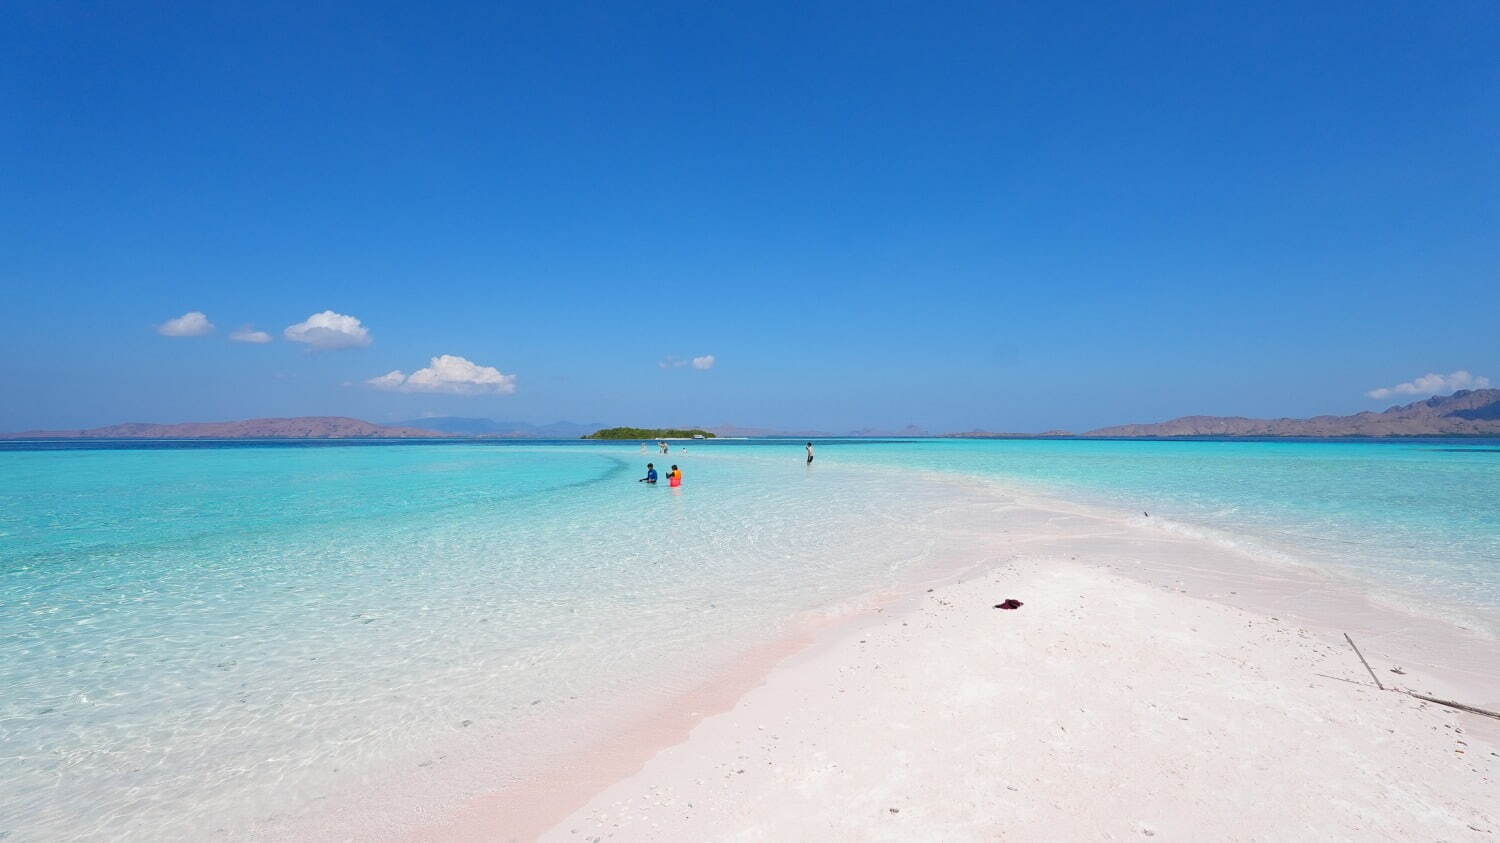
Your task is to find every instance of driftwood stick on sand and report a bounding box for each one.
[1343,633,1384,691]
[1402,691,1500,721]
[1341,633,1500,720]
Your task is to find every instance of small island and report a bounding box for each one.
[582,427,716,440]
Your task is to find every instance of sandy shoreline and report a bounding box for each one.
[546,561,1497,840]
[400,489,1499,841]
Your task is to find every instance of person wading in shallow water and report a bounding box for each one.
[668,465,683,487]
[638,463,658,484]
[806,442,815,464]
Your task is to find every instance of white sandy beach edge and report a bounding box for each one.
[539,561,1496,840]
[404,492,1499,841]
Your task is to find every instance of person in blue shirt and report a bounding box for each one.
[639,463,658,484]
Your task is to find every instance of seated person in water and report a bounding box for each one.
[668,464,682,487]
[639,463,658,484]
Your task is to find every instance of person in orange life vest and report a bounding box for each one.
[668,465,682,487]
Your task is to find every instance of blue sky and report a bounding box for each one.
[3,1,1496,433]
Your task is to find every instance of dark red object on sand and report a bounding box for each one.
[994,599,1023,610]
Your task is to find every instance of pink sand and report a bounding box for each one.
[400,494,1499,840]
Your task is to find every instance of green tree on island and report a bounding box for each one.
[582,427,716,439]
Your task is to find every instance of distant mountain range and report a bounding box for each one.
[393,417,604,438]
[0,417,445,440]
[1084,389,1500,437]
[5,391,1497,440]
[0,416,606,440]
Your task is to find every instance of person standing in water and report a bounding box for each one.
[639,463,658,484]
[668,464,682,487]
[806,442,815,464]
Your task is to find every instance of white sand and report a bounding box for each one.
[415,495,1500,841]
[545,560,1497,840]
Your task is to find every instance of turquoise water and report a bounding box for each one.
[849,438,1500,614]
[1,438,1497,838]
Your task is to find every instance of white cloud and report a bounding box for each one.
[284,310,372,350]
[661,354,715,370]
[367,370,407,389]
[157,311,214,337]
[1366,370,1491,400]
[229,325,272,344]
[367,355,517,395]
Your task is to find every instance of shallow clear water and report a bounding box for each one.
[1,438,1496,839]
[844,438,1500,616]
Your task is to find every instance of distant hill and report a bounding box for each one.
[394,417,603,438]
[13,393,1495,442]
[1086,389,1500,437]
[0,416,446,440]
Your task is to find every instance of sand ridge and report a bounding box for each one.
[545,559,1498,840]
